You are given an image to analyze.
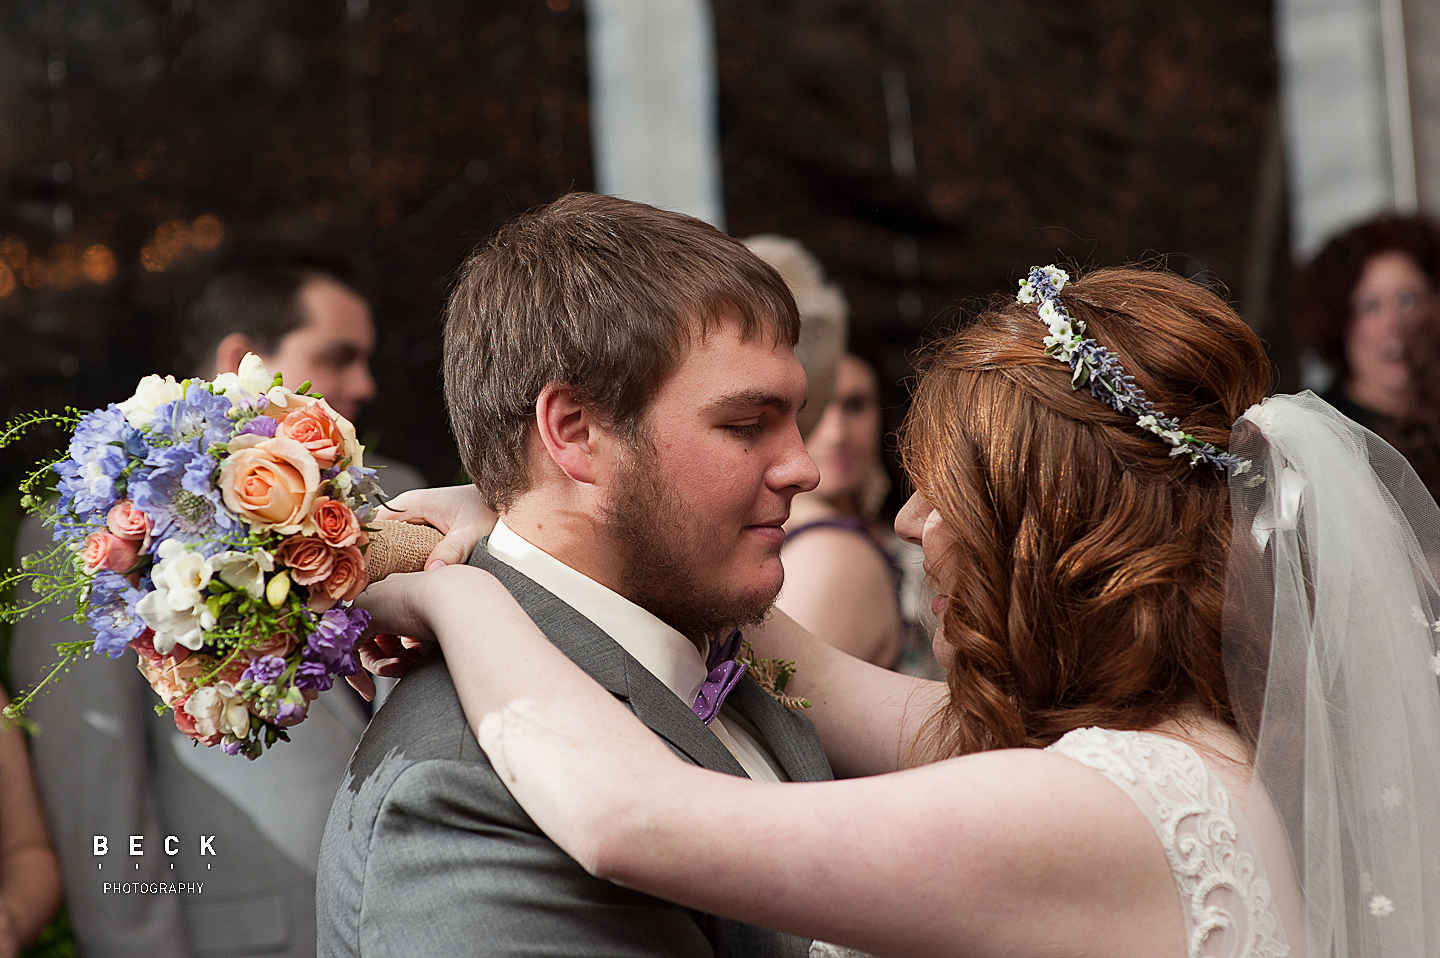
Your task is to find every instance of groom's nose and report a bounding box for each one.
[769,426,820,495]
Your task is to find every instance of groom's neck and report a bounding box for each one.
[499,501,627,596]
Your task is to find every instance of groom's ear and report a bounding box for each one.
[534,383,608,485]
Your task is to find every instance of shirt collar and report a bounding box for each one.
[486,518,710,706]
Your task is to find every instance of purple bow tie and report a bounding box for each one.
[692,629,747,724]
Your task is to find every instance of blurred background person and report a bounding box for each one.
[746,235,912,670]
[0,691,61,958]
[782,350,905,668]
[8,254,421,958]
[183,250,425,494]
[744,235,848,439]
[1391,296,1440,504]
[1292,214,1440,433]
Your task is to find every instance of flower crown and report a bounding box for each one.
[1016,266,1250,474]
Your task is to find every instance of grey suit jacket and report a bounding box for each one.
[317,543,833,957]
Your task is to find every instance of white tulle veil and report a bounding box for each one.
[1224,391,1440,957]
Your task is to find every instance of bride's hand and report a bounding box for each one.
[347,565,493,697]
[377,485,497,569]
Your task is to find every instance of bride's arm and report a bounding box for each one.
[396,576,1172,958]
[742,612,947,775]
[357,570,1177,957]
[482,710,1172,958]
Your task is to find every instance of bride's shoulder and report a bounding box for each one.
[1044,719,1254,810]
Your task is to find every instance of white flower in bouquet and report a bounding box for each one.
[156,539,213,609]
[136,541,215,652]
[117,374,185,428]
[207,549,275,599]
[184,683,252,741]
[211,352,276,406]
[135,591,205,654]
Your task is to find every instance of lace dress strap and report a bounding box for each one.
[1045,727,1290,958]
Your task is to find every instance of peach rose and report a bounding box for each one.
[219,436,321,534]
[82,530,140,575]
[275,534,336,586]
[264,392,361,459]
[106,500,151,546]
[309,545,366,612]
[137,651,210,708]
[311,498,364,548]
[278,404,347,468]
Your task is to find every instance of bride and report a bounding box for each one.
[359,266,1440,957]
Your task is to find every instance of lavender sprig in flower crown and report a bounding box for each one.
[1017,265,1251,475]
[1,354,383,759]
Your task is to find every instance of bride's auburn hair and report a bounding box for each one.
[901,267,1272,757]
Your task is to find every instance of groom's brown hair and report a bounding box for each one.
[444,192,801,510]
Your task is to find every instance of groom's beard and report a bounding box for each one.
[598,441,777,645]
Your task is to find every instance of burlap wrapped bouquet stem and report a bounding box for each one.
[363,520,446,583]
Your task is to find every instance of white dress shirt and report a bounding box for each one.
[487,518,787,782]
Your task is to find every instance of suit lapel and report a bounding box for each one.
[469,543,748,777]
[725,676,833,783]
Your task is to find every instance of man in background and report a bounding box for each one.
[11,255,423,958]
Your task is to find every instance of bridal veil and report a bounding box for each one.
[1224,392,1440,956]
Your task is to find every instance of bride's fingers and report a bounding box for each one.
[425,530,476,570]
[358,632,426,678]
[374,488,460,532]
[346,669,377,702]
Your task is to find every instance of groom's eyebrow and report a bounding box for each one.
[704,389,797,416]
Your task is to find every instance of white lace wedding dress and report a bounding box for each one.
[809,727,1291,958]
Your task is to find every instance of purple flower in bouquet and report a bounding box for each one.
[86,570,149,658]
[343,466,382,521]
[293,659,335,692]
[239,416,278,439]
[149,385,234,450]
[305,607,368,674]
[68,404,129,461]
[275,698,307,725]
[241,655,287,686]
[55,405,132,518]
[131,444,237,549]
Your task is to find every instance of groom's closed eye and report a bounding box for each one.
[724,422,764,439]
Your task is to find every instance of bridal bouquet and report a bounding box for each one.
[2,354,384,758]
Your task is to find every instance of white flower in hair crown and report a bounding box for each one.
[1016,266,1251,474]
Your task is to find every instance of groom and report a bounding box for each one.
[317,193,832,957]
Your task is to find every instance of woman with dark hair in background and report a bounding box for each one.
[365,266,1440,956]
[1392,297,1440,503]
[743,236,907,670]
[1293,213,1440,433]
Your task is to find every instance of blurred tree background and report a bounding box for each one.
[0,5,1283,949]
[0,0,1284,676]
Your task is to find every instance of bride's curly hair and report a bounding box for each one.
[900,267,1272,758]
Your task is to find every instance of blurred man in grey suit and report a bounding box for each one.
[10,257,423,958]
[318,194,833,957]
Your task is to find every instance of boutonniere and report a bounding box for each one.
[739,639,809,710]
